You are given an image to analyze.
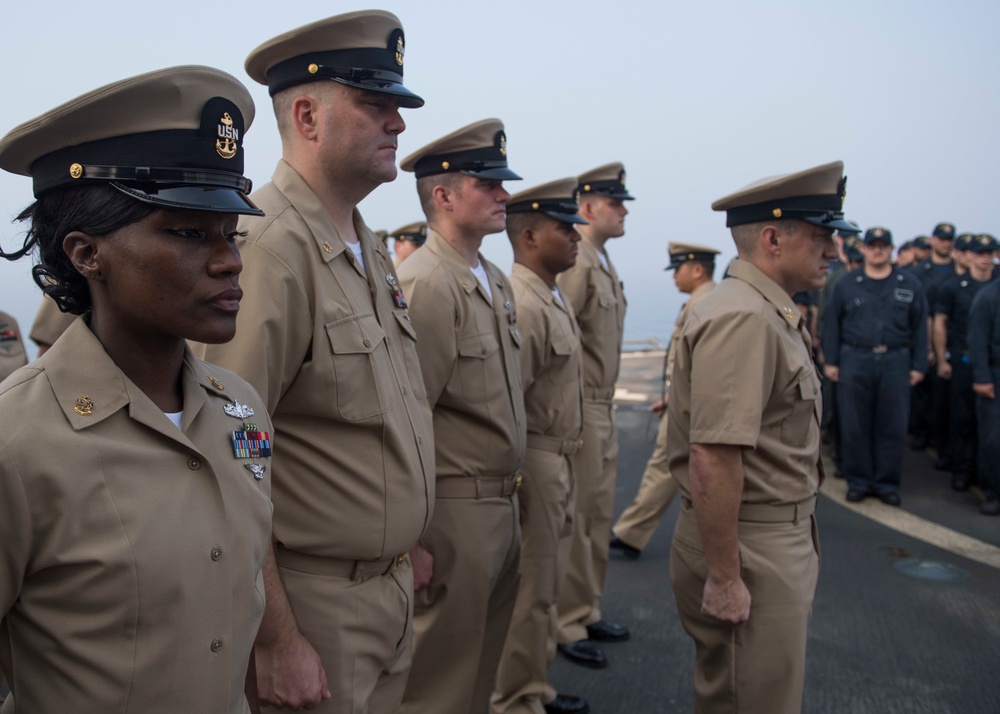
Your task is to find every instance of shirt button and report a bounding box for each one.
[211,639,223,653]
[402,386,408,396]
[363,338,372,348]
[188,458,201,470]
[211,547,222,561]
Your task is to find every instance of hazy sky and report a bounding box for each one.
[1,0,998,357]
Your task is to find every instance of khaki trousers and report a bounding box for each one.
[401,494,522,714]
[492,449,576,714]
[266,558,413,714]
[558,399,618,642]
[670,502,819,714]
[612,412,679,550]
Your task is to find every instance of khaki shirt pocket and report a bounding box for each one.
[325,313,395,420]
[457,331,503,404]
[779,373,820,447]
[393,311,427,400]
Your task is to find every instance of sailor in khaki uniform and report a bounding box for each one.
[28,294,76,355]
[397,119,526,714]
[0,310,27,381]
[610,243,719,559]
[0,66,271,713]
[197,12,434,713]
[390,220,428,266]
[555,163,632,669]
[492,178,588,714]
[668,162,852,714]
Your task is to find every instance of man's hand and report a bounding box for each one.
[702,574,751,625]
[410,543,434,592]
[255,632,330,709]
[910,370,925,386]
[650,395,669,418]
[974,382,996,399]
[823,364,839,382]
[937,361,952,380]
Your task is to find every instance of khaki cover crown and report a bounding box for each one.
[577,161,634,200]
[400,118,521,180]
[665,241,720,270]
[506,177,586,224]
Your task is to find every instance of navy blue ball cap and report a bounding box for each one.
[863,226,893,246]
[401,118,521,181]
[0,66,262,216]
[507,177,587,225]
[969,233,998,253]
[246,11,423,108]
[932,222,956,239]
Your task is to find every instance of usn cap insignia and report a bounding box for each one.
[216,112,239,160]
[395,35,405,66]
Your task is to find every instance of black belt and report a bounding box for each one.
[845,343,908,354]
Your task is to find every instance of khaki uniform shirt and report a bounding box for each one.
[668,259,822,505]
[0,319,271,713]
[556,236,626,393]
[28,296,76,350]
[0,310,27,382]
[198,161,434,560]
[665,280,716,387]
[510,264,583,443]
[397,229,525,480]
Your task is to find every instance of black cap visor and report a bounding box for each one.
[800,212,858,233]
[460,167,522,181]
[331,77,424,108]
[112,182,263,216]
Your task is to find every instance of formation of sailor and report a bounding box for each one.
[4,9,1000,714]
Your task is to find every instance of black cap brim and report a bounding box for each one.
[112,183,264,216]
[332,78,424,108]
[460,167,522,181]
[542,210,586,225]
[802,214,860,233]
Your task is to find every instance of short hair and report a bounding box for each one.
[730,219,797,256]
[271,81,339,139]
[505,211,546,250]
[416,172,463,219]
[2,185,156,314]
[690,259,716,280]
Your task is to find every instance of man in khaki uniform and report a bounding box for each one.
[396,119,526,714]
[28,295,76,356]
[0,310,28,381]
[390,220,427,266]
[492,178,588,714]
[668,161,852,714]
[197,12,435,713]
[555,163,632,669]
[610,243,718,559]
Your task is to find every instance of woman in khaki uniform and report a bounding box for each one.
[0,67,272,713]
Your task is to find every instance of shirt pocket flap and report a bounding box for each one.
[326,314,385,355]
[797,374,819,401]
[458,331,500,360]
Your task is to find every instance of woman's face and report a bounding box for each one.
[90,207,244,346]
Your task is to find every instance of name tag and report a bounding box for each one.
[894,289,914,303]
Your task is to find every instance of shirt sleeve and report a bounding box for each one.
[968,289,994,384]
[821,279,844,366]
[911,281,930,373]
[399,267,458,408]
[0,438,30,618]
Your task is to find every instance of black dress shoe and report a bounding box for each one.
[952,474,970,491]
[544,693,590,714]
[846,488,867,502]
[609,535,641,560]
[877,492,902,507]
[586,619,630,642]
[980,497,1000,516]
[934,458,952,471]
[557,640,607,669]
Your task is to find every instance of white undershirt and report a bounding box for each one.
[164,411,183,430]
[596,250,609,271]
[551,286,564,307]
[347,240,365,272]
[471,261,493,302]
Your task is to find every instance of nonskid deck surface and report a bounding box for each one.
[548,350,1000,713]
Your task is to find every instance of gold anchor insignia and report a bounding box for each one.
[395,36,405,66]
[781,307,796,321]
[499,133,507,157]
[73,395,94,416]
[209,376,225,391]
[620,171,627,185]
[216,112,238,160]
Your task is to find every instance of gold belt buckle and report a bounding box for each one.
[873,344,888,354]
